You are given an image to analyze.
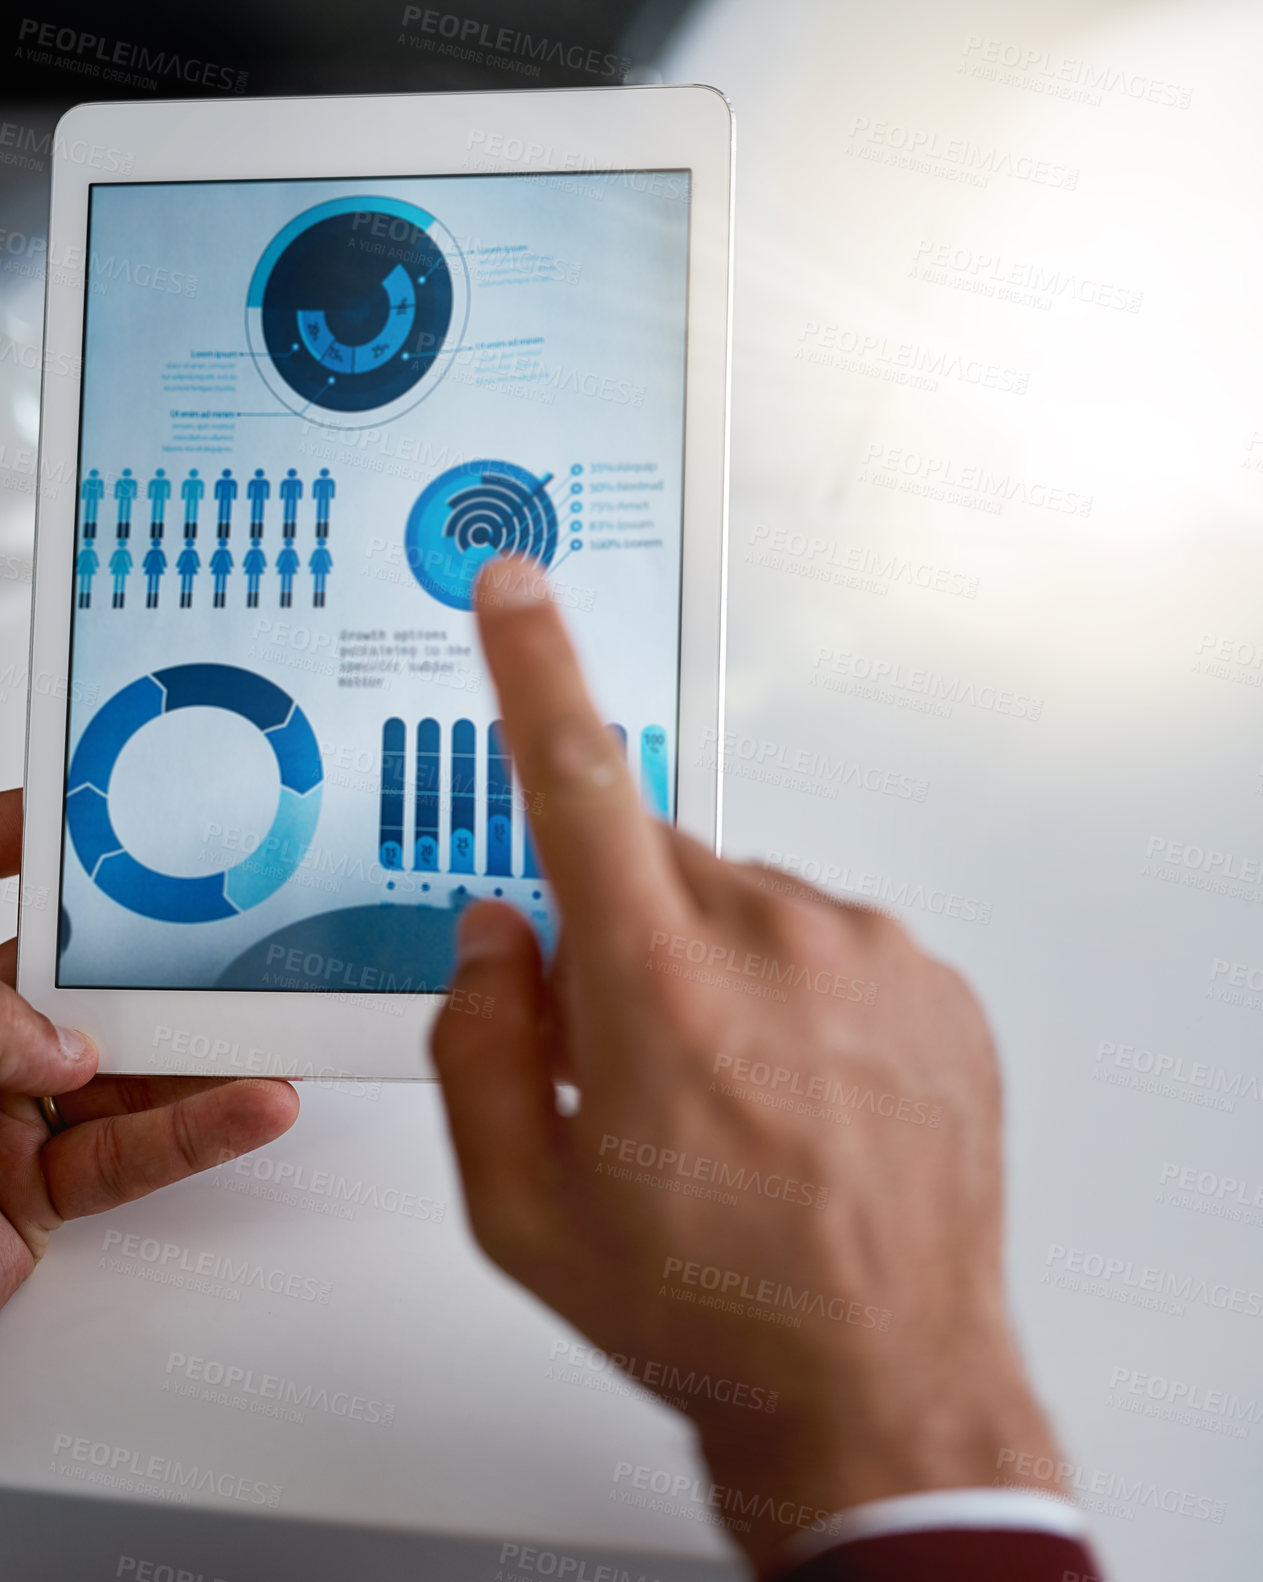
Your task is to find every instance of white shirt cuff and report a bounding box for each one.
[774,1487,1090,1573]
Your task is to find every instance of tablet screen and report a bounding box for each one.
[58,171,690,991]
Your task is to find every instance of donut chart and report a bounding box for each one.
[66,664,322,924]
[246,196,468,427]
[405,459,559,611]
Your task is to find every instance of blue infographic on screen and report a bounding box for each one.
[61,172,690,990]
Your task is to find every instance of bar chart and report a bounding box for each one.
[376,717,671,879]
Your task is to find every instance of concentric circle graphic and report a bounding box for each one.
[66,664,322,923]
[246,197,469,428]
[405,460,559,611]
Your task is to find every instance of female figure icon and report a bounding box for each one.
[76,542,99,608]
[309,541,332,607]
[176,537,200,609]
[210,538,234,609]
[142,541,167,608]
[108,540,133,608]
[276,541,299,607]
[243,536,267,608]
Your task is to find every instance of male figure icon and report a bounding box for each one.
[147,468,170,540]
[80,467,104,540]
[313,467,335,540]
[114,468,138,540]
[214,467,237,537]
[181,468,203,539]
[280,467,302,540]
[247,467,269,533]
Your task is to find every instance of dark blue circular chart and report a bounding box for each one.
[66,664,322,924]
[405,459,559,611]
[246,197,464,423]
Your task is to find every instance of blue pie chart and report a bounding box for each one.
[66,664,322,923]
[246,196,465,424]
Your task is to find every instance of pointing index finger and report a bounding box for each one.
[474,557,688,950]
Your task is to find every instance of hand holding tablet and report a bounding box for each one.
[0,789,298,1309]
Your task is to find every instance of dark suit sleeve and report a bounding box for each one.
[776,1528,1104,1581]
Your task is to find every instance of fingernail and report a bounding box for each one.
[56,1026,89,1062]
[458,905,516,964]
[476,556,550,611]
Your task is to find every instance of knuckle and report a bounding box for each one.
[559,747,615,804]
[169,1102,204,1175]
[743,870,821,922]
[530,721,624,813]
[848,903,911,945]
[91,1118,131,1205]
[763,894,843,963]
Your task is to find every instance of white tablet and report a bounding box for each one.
[19,87,732,1080]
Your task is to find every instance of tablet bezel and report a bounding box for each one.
[19,85,732,1080]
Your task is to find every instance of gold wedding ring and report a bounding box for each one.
[39,1094,69,1136]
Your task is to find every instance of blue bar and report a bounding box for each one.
[379,718,405,868]
[450,718,476,873]
[522,808,542,880]
[413,718,440,871]
[641,725,669,818]
[486,720,512,876]
[609,723,627,757]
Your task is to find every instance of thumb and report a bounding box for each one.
[431,903,562,1267]
[0,982,98,1096]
